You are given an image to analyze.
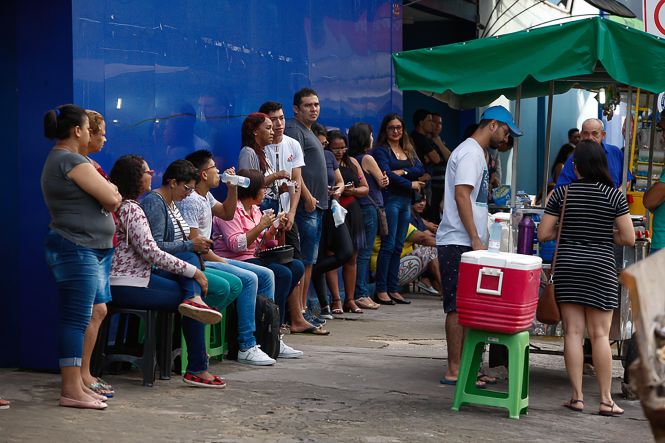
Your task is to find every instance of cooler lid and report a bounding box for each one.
[461,250,542,270]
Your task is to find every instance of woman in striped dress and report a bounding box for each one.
[539,140,635,417]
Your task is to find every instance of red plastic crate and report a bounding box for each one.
[457,251,542,334]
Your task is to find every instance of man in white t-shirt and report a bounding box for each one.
[437,105,523,386]
[179,150,304,363]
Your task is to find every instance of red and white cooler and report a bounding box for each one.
[457,250,542,334]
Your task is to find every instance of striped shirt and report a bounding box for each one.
[545,180,629,310]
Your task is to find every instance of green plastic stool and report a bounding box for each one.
[180,308,227,374]
[451,329,530,419]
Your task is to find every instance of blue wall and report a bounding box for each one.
[72,0,402,195]
[3,0,402,369]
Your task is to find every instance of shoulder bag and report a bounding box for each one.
[536,187,568,325]
[366,195,389,237]
[166,200,206,271]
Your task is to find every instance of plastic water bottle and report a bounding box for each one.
[517,214,535,255]
[221,173,250,188]
[488,219,502,253]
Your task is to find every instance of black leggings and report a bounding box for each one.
[311,209,353,308]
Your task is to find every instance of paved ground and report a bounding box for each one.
[0,293,654,442]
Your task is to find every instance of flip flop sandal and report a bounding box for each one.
[0,398,10,410]
[562,399,584,412]
[439,378,487,389]
[183,372,227,389]
[291,326,331,336]
[355,298,376,310]
[88,382,114,398]
[477,372,498,384]
[95,377,114,391]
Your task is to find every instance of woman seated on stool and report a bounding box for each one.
[109,155,226,388]
[213,169,329,335]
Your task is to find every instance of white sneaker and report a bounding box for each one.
[278,340,304,359]
[237,345,276,366]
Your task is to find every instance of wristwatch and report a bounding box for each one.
[403,170,408,177]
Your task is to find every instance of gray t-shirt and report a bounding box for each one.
[41,149,115,249]
[284,118,328,210]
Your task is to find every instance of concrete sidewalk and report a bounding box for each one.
[0,294,653,442]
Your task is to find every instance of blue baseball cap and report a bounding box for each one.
[481,106,523,137]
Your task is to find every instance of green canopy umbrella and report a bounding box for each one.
[393,17,665,110]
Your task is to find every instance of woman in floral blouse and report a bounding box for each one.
[109,155,226,388]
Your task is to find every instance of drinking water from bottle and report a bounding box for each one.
[221,173,250,188]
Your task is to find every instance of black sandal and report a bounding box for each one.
[599,401,624,417]
[562,399,584,412]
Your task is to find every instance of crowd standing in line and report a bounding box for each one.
[36,93,635,419]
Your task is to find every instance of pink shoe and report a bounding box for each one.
[178,300,222,324]
[59,396,107,410]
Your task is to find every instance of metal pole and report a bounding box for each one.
[646,94,658,227]
[647,94,658,189]
[621,87,633,194]
[541,81,554,207]
[510,85,522,209]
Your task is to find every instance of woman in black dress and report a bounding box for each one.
[326,130,369,313]
[539,140,635,417]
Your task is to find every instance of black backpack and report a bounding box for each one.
[226,295,281,360]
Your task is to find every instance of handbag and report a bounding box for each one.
[536,187,568,325]
[166,200,206,271]
[366,195,389,237]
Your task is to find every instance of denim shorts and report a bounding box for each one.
[437,244,471,313]
[295,208,323,265]
[44,230,114,366]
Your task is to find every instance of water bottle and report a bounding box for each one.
[531,214,541,256]
[488,219,502,253]
[517,214,535,255]
[221,172,250,188]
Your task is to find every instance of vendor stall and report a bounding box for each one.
[392,17,665,362]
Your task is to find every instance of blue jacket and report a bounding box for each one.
[555,141,633,188]
[372,145,424,198]
[141,191,194,254]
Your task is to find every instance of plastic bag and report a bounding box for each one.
[331,199,347,227]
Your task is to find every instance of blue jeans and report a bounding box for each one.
[205,260,275,350]
[247,258,305,324]
[356,204,378,298]
[295,208,323,265]
[152,252,203,299]
[375,194,411,293]
[44,230,114,368]
[259,198,280,214]
[111,272,209,374]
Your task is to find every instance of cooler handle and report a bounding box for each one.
[476,267,503,296]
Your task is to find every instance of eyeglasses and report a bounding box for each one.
[331,147,347,152]
[387,125,403,132]
[144,169,155,177]
[202,164,218,173]
[183,184,195,194]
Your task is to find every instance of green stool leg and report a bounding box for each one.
[451,329,531,419]
[180,308,227,374]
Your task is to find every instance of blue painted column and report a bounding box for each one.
[15,1,75,370]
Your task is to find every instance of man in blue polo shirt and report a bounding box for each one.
[556,117,632,188]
